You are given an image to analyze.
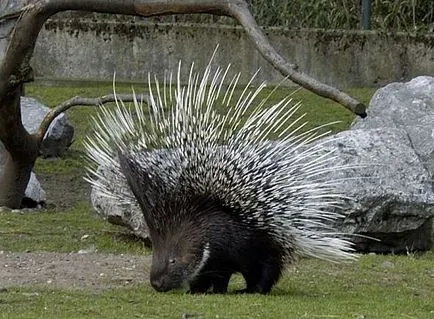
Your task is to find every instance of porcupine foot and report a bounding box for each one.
[237,259,283,294]
[188,274,212,294]
[211,272,232,293]
[189,272,232,294]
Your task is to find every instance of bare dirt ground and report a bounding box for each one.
[0,169,152,291]
[0,252,151,290]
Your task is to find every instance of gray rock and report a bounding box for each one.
[77,245,97,254]
[90,165,149,241]
[326,131,434,253]
[347,76,434,252]
[352,76,434,178]
[20,96,75,157]
[24,173,47,206]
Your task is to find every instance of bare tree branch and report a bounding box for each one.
[0,0,366,116]
[227,2,367,117]
[0,0,227,100]
[37,93,149,140]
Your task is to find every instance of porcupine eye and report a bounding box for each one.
[168,258,177,265]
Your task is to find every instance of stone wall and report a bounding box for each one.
[32,19,434,87]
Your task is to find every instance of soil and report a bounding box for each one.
[0,252,151,290]
[38,169,91,210]
[0,168,152,291]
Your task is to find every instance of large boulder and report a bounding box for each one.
[90,165,149,241]
[345,76,434,252]
[20,97,75,158]
[352,76,434,175]
[321,128,434,253]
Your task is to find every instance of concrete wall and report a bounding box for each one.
[32,19,434,88]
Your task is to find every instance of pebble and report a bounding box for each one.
[77,245,97,254]
[380,261,395,269]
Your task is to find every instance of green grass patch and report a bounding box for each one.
[34,150,86,175]
[1,253,433,319]
[0,202,149,255]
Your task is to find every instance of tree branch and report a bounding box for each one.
[227,1,367,117]
[0,0,366,117]
[0,0,227,101]
[37,93,149,140]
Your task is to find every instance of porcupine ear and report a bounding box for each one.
[117,151,156,215]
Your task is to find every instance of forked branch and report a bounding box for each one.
[37,93,149,140]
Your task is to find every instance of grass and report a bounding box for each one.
[1,83,433,318]
[1,253,433,318]
[0,202,149,255]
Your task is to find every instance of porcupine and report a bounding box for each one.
[85,57,357,294]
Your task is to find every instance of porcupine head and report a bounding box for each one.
[86,52,357,294]
[118,151,216,292]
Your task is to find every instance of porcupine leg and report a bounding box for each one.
[188,275,212,294]
[236,274,260,294]
[256,259,283,294]
[190,275,232,294]
[211,272,232,293]
[236,265,262,294]
[237,259,282,294]
[189,272,231,294]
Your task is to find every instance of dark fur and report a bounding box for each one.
[188,210,285,294]
[119,152,286,294]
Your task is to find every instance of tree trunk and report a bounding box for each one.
[0,152,36,208]
[0,85,40,208]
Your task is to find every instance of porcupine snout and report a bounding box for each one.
[150,268,174,292]
[150,277,166,292]
[149,264,174,292]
